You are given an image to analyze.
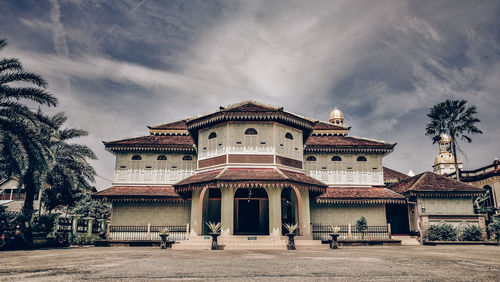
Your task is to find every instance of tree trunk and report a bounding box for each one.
[450,135,460,182]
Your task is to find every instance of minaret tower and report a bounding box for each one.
[432,133,463,175]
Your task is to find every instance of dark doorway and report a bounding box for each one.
[234,188,269,235]
[237,200,260,234]
[386,204,410,235]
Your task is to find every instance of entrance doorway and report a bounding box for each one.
[281,187,300,235]
[234,188,269,235]
[386,204,410,235]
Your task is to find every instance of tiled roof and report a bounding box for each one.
[103,135,195,151]
[317,187,405,204]
[383,167,410,183]
[388,171,485,195]
[174,168,327,191]
[305,135,395,151]
[313,121,347,131]
[148,120,188,130]
[94,186,184,201]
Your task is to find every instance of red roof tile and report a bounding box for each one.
[148,120,188,130]
[388,171,485,195]
[306,135,394,148]
[174,168,327,188]
[103,135,195,150]
[94,186,182,199]
[319,187,405,200]
[383,167,410,183]
[313,121,347,131]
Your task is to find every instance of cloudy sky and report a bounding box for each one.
[1,0,499,190]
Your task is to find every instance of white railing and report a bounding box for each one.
[198,145,276,160]
[113,169,195,184]
[307,170,384,186]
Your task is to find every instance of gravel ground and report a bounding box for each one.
[1,245,499,281]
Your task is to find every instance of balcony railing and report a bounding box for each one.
[307,170,384,186]
[113,169,195,184]
[198,145,276,160]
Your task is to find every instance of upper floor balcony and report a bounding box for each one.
[307,170,384,186]
[198,145,277,160]
[113,169,195,185]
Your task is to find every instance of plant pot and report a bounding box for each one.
[159,234,169,249]
[286,233,296,250]
[209,232,220,250]
[329,233,339,249]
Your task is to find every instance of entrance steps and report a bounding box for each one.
[220,235,287,250]
[391,235,421,246]
[172,236,212,250]
[295,239,330,250]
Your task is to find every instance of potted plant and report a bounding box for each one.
[206,221,221,250]
[283,223,299,250]
[159,227,171,249]
[329,225,340,249]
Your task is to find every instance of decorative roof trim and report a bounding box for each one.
[316,198,406,205]
[105,146,196,152]
[408,191,485,198]
[96,196,188,203]
[175,180,326,193]
[304,147,394,153]
[149,129,189,136]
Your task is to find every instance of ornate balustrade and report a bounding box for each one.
[198,145,276,160]
[307,170,384,186]
[113,169,195,184]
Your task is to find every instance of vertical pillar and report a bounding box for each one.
[84,217,94,237]
[299,188,311,238]
[388,223,392,239]
[147,223,151,240]
[220,185,235,235]
[268,185,283,236]
[348,223,352,239]
[71,215,81,236]
[190,189,201,236]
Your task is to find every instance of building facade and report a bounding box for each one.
[95,101,412,244]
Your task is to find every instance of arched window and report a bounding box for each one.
[357,156,367,162]
[332,156,342,162]
[306,156,317,161]
[131,155,142,160]
[157,155,167,160]
[183,155,193,161]
[208,132,217,139]
[244,128,258,135]
[285,133,294,140]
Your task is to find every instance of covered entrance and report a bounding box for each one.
[234,188,269,235]
[386,204,410,235]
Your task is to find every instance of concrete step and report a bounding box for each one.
[392,236,421,246]
[294,239,330,250]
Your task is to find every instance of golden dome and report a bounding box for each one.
[329,107,344,125]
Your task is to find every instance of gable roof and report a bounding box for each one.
[383,167,410,184]
[103,135,195,152]
[388,171,485,196]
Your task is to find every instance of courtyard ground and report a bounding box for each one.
[0,245,499,281]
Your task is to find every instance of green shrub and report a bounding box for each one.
[460,225,482,241]
[427,225,442,241]
[427,224,458,241]
[356,216,368,239]
[488,217,500,245]
[32,214,57,236]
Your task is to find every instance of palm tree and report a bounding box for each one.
[43,113,97,213]
[0,38,58,217]
[425,99,482,181]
